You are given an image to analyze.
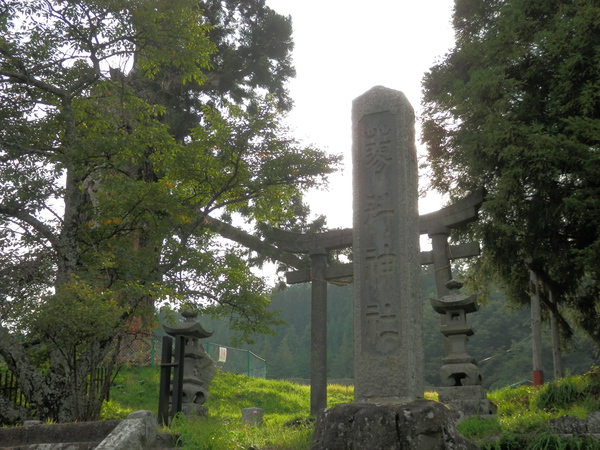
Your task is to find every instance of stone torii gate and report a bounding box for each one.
[266,228,353,415]
[420,189,484,298]
[267,189,484,415]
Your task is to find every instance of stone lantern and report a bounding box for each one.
[430,279,481,387]
[430,280,496,421]
[163,310,216,417]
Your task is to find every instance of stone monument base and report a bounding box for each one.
[311,401,478,450]
[437,385,497,423]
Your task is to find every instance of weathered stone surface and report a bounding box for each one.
[0,420,120,447]
[586,411,600,433]
[23,421,44,428]
[437,385,487,402]
[181,403,208,418]
[352,86,423,403]
[418,189,485,236]
[3,444,97,449]
[94,419,147,450]
[161,311,215,421]
[128,410,156,446]
[157,431,180,449]
[312,401,478,450]
[241,407,264,426]
[440,363,482,387]
[437,386,497,423]
[95,410,157,450]
[548,415,587,435]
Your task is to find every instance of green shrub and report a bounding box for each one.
[458,417,502,440]
[480,433,525,450]
[100,400,132,420]
[533,377,587,412]
[525,433,600,450]
[172,415,312,450]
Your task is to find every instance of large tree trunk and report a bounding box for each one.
[0,323,117,424]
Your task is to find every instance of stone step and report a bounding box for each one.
[0,420,120,449]
[1,443,99,449]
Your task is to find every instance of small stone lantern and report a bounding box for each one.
[430,280,496,421]
[430,279,481,387]
[163,310,216,417]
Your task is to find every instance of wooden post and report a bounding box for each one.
[549,290,564,379]
[529,270,544,386]
[171,334,185,417]
[158,336,173,426]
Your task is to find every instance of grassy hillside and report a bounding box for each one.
[104,366,600,449]
[103,366,353,449]
[459,368,600,449]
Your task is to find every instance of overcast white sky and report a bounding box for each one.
[265,0,456,229]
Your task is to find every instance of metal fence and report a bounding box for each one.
[205,342,267,379]
[117,337,267,379]
[117,336,163,367]
[0,370,26,407]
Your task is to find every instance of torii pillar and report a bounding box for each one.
[267,228,353,415]
[419,189,484,298]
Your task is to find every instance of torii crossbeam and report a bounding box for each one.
[266,189,484,415]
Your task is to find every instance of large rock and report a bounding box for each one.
[95,410,157,450]
[312,401,478,450]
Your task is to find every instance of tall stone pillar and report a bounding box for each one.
[312,88,478,449]
[352,86,423,403]
[310,248,328,415]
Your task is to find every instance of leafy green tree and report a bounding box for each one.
[132,0,296,142]
[0,0,339,423]
[421,0,600,344]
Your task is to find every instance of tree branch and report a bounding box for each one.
[0,206,59,249]
[202,215,306,270]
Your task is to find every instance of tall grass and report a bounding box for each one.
[458,367,600,449]
[100,365,161,419]
[105,366,600,449]
[170,372,357,449]
[102,367,353,449]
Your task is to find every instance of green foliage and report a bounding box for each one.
[173,416,313,450]
[326,383,354,406]
[104,367,353,449]
[461,371,600,448]
[458,417,502,441]
[533,368,600,413]
[0,0,339,423]
[480,433,600,450]
[32,277,124,361]
[104,365,162,416]
[207,280,596,389]
[421,0,600,345]
[99,400,131,420]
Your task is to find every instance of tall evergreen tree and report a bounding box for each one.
[421,0,600,344]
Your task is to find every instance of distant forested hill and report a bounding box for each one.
[201,268,597,390]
